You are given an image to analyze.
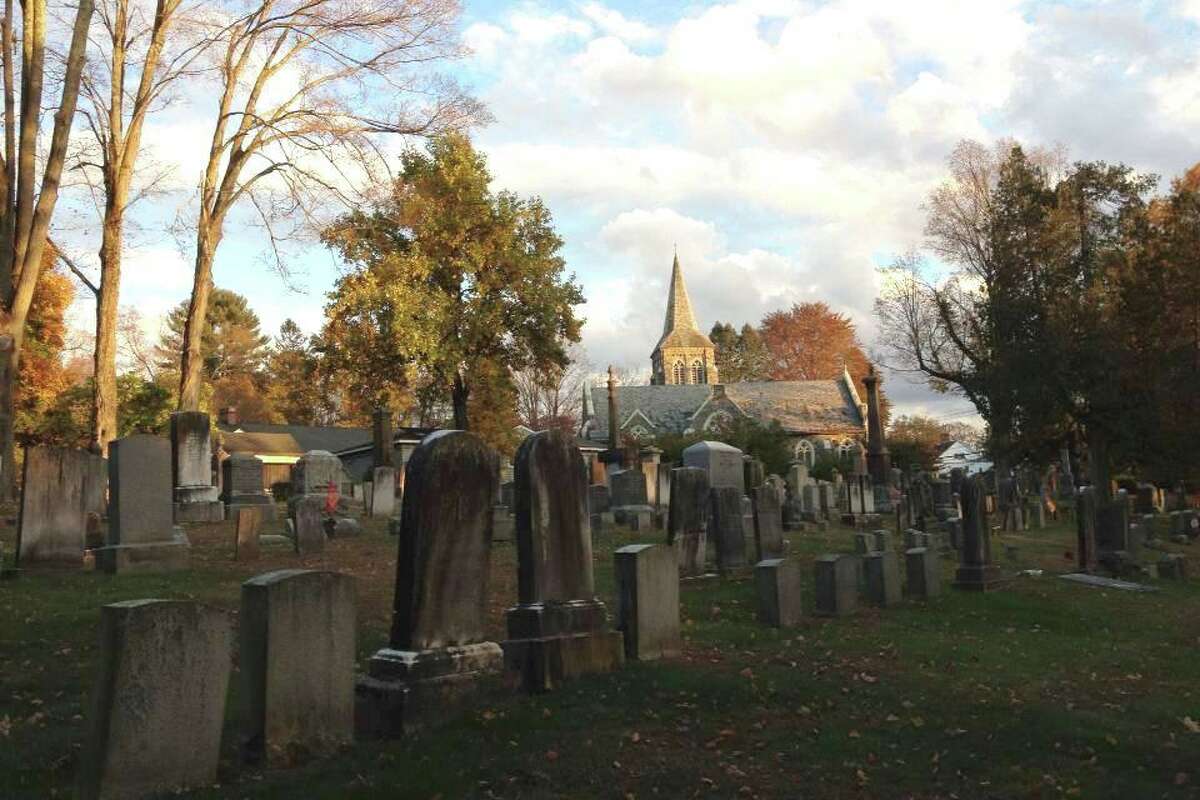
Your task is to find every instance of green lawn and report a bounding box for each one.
[2,512,1198,799]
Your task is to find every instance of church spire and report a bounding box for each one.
[661,250,701,339]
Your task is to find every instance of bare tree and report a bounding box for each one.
[0,0,96,497]
[513,344,590,432]
[177,0,481,411]
[75,0,209,453]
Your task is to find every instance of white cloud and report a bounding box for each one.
[579,3,657,44]
[464,22,509,61]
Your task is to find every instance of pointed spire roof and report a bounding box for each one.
[654,253,715,352]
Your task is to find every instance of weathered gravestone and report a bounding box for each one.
[743,457,765,493]
[864,551,902,607]
[292,450,343,498]
[356,430,502,736]
[1097,490,1130,557]
[588,484,611,513]
[235,508,261,561]
[369,466,396,518]
[755,558,803,627]
[17,446,93,566]
[492,505,514,543]
[78,600,232,800]
[293,495,326,555]
[170,411,224,522]
[1158,553,1188,580]
[906,547,941,598]
[94,435,189,573]
[709,487,748,573]
[954,475,1002,591]
[610,468,652,529]
[872,529,892,552]
[222,453,276,521]
[503,430,623,691]
[814,554,858,616]
[751,486,784,561]
[240,569,355,765]
[683,441,745,492]
[614,544,680,660]
[668,467,709,577]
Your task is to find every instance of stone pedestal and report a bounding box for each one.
[357,643,503,737]
[171,412,224,523]
[755,558,802,627]
[864,551,902,607]
[502,601,624,691]
[94,435,190,573]
[614,544,680,660]
[906,547,941,598]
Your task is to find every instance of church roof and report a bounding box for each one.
[586,378,864,441]
[653,254,716,352]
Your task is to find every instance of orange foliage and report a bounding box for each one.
[16,257,75,442]
[211,373,279,424]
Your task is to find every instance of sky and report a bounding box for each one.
[58,0,1200,426]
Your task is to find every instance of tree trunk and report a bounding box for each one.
[92,206,122,452]
[452,371,469,430]
[179,227,217,410]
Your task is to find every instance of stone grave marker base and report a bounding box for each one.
[953,563,1004,591]
[94,533,190,574]
[502,600,624,692]
[174,500,225,524]
[356,643,503,737]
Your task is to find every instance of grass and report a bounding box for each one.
[2,509,1199,799]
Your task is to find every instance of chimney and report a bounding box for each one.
[219,406,239,426]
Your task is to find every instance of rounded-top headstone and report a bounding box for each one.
[515,429,593,605]
[389,431,498,651]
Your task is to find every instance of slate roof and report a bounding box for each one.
[653,254,716,352]
[587,379,864,440]
[216,422,372,455]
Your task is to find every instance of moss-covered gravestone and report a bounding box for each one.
[503,430,624,692]
[356,431,502,736]
[667,467,709,577]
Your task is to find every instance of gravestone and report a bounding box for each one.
[864,551,902,606]
[372,408,394,468]
[814,555,857,616]
[17,446,91,566]
[503,430,623,692]
[1097,492,1130,554]
[492,505,514,542]
[610,469,648,507]
[755,558,802,627]
[357,430,502,735]
[240,570,355,765]
[170,412,223,522]
[709,487,747,573]
[94,435,189,573]
[668,467,709,577]
[906,548,941,598]
[614,544,680,660]
[854,532,877,555]
[292,495,326,555]
[222,453,276,521]
[683,441,745,492]
[872,530,891,552]
[588,484,611,513]
[235,508,261,561]
[743,457,765,493]
[786,462,811,497]
[1158,554,1187,580]
[1134,484,1156,515]
[292,450,343,497]
[78,600,232,800]
[954,475,1002,591]
[369,466,396,518]
[751,486,784,561]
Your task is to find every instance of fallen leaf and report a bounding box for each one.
[1181,717,1200,734]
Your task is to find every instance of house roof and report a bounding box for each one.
[218,430,309,457]
[216,421,373,455]
[586,379,864,440]
[653,254,716,352]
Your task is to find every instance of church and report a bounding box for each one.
[581,254,868,467]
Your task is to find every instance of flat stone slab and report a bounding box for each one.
[1059,573,1159,592]
[614,544,680,660]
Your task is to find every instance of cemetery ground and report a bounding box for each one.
[2,515,1198,800]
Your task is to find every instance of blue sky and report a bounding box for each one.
[58,0,1200,423]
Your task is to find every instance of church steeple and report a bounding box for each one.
[650,253,718,385]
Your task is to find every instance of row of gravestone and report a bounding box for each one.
[78,428,686,797]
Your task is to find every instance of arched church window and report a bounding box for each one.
[794,439,815,467]
[705,410,732,431]
[629,425,650,439]
[691,360,705,384]
[673,361,686,384]
[838,440,855,459]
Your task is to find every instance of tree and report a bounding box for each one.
[15,258,74,446]
[710,321,769,382]
[158,287,270,385]
[0,0,95,496]
[264,319,332,425]
[512,343,589,433]
[76,0,208,454]
[177,0,481,411]
[885,414,982,473]
[40,373,172,447]
[321,133,584,431]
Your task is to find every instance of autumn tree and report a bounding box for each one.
[512,343,589,433]
[176,0,481,411]
[0,0,95,496]
[264,319,333,425]
[76,0,209,454]
[886,414,982,473]
[15,258,74,446]
[709,321,768,382]
[321,133,584,432]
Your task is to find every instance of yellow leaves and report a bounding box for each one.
[1181,716,1200,734]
